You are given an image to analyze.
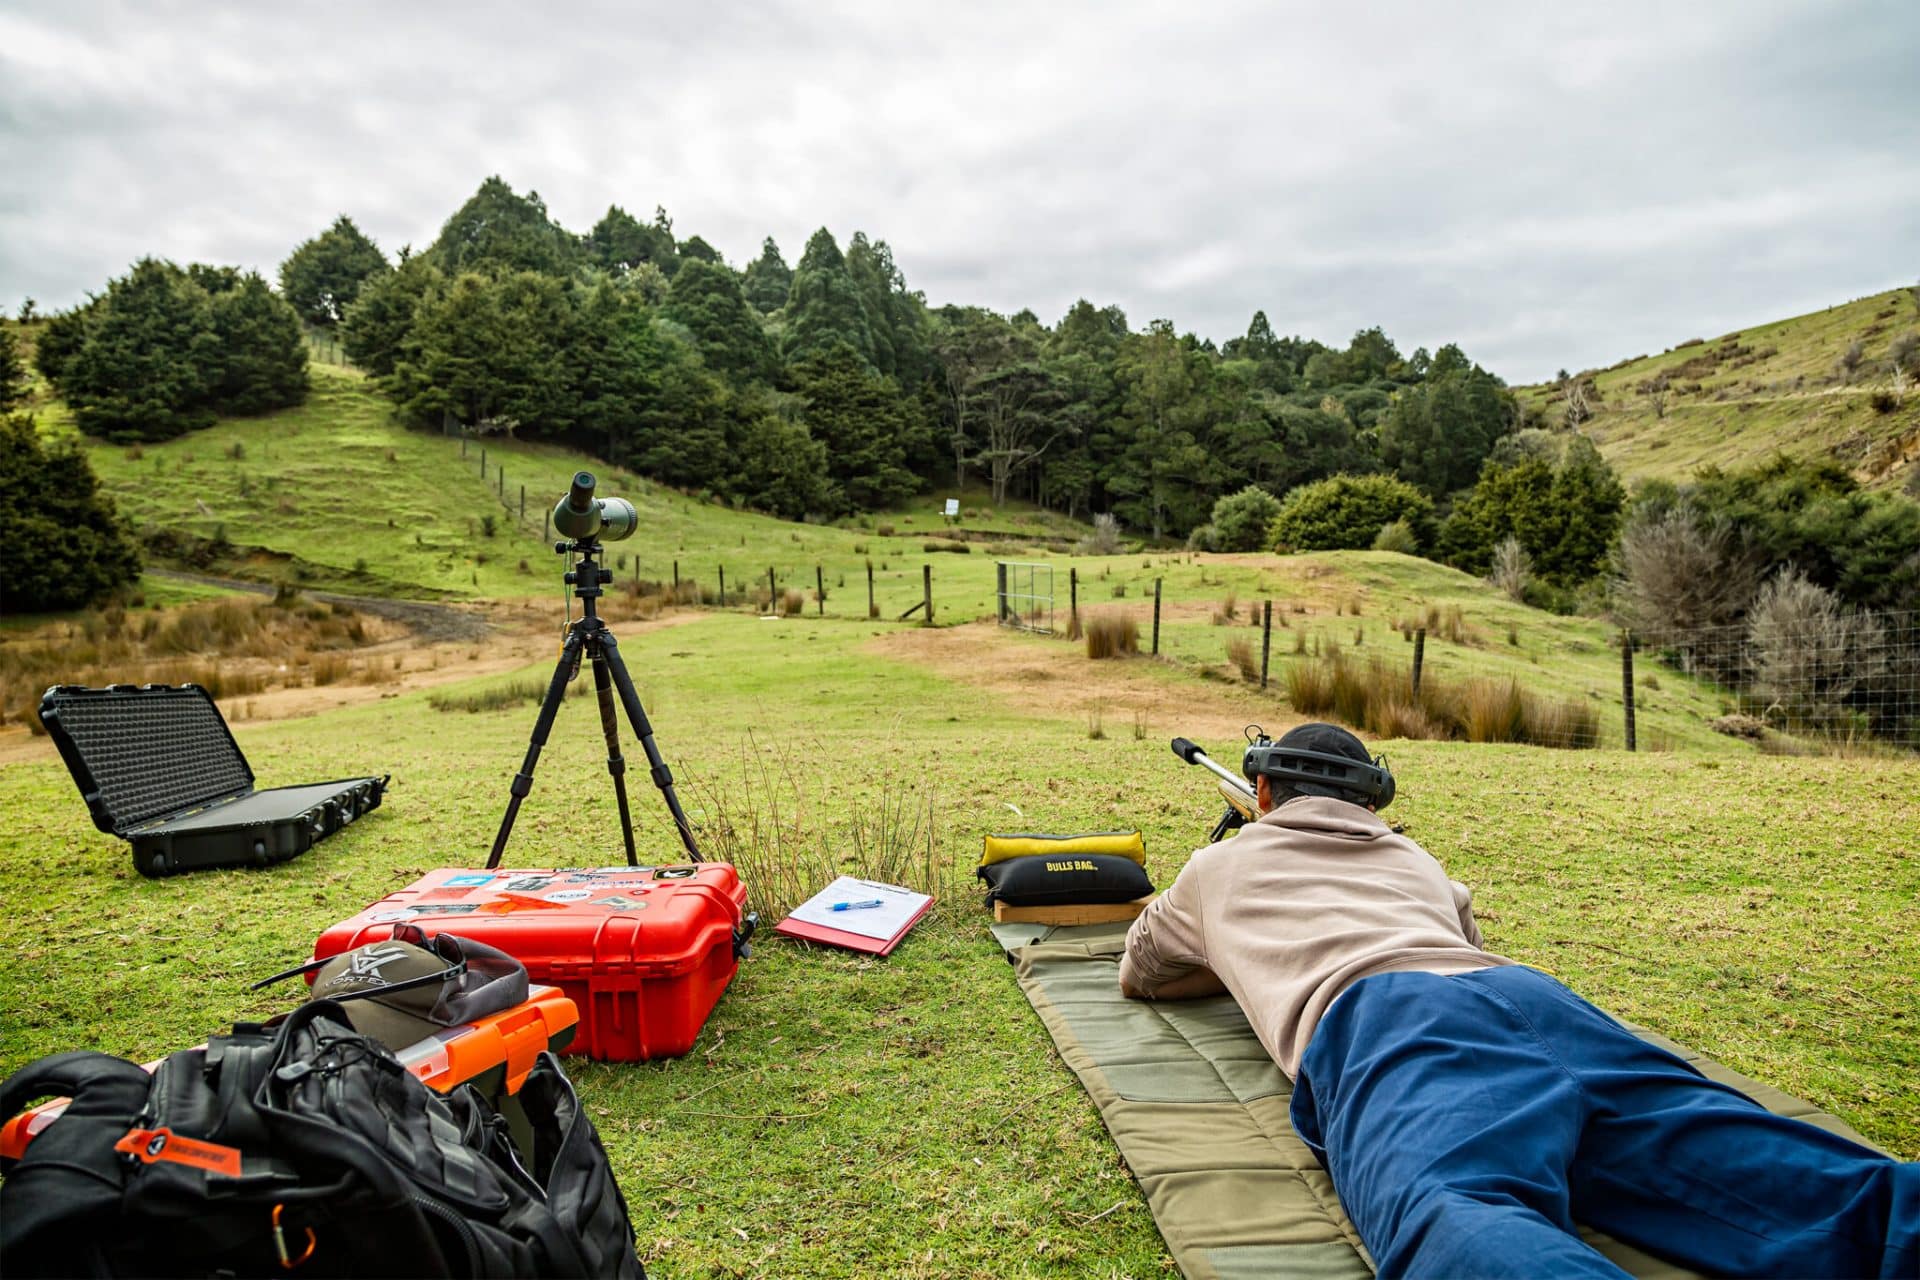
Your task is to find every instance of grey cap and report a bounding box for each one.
[310,925,529,1050]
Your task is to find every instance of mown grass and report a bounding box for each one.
[1,610,1914,1279]
[1517,286,1920,490]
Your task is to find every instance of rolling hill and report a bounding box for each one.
[1518,286,1920,492]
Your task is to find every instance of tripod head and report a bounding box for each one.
[556,537,614,611]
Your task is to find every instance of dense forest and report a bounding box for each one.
[31,178,1527,540]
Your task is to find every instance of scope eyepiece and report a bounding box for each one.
[566,471,597,513]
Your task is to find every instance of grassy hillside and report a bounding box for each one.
[1519,287,1920,492]
[13,360,1794,755]
[51,363,1084,606]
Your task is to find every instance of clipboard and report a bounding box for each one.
[772,876,933,956]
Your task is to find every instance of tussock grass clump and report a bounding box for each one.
[1227,636,1260,683]
[1084,611,1139,660]
[1282,653,1601,749]
[428,675,591,714]
[1211,590,1239,625]
[688,737,950,922]
[780,588,805,616]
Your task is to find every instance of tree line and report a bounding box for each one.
[42,176,1530,535]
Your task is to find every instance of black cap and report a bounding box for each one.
[1276,722,1371,764]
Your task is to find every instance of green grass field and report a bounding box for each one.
[0,609,1914,1278]
[1518,287,1920,491]
[5,363,1917,1276]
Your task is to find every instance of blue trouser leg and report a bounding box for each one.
[1291,966,1919,1279]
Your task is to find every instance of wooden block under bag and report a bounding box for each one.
[992,896,1156,925]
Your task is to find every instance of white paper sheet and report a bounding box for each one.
[785,876,930,942]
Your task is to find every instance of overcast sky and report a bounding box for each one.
[3,0,1915,383]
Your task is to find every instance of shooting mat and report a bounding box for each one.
[991,921,1884,1280]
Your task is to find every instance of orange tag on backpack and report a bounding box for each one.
[113,1126,243,1177]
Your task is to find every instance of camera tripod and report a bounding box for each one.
[486,536,701,868]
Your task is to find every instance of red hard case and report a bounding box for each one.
[312,864,752,1061]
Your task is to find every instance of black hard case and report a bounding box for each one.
[38,683,388,878]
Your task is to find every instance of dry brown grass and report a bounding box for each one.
[780,588,806,617]
[0,594,401,728]
[1211,590,1239,625]
[1226,636,1260,683]
[1084,611,1139,660]
[1283,653,1601,749]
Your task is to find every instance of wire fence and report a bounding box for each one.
[1198,597,1920,754]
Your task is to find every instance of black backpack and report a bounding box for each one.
[0,1001,642,1278]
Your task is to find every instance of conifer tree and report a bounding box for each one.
[782,229,875,369]
[0,413,141,611]
[424,177,582,277]
[208,272,309,414]
[664,258,776,384]
[63,259,222,441]
[279,216,391,326]
[741,237,792,314]
[0,328,28,411]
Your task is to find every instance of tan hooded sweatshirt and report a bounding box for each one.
[1120,795,1512,1078]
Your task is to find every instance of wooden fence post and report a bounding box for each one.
[1412,628,1426,694]
[479,447,486,477]
[816,565,825,616]
[1069,566,1078,633]
[718,565,726,606]
[768,566,777,612]
[519,485,525,521]
[498,469,504,497]
[996,562,1008,625]
[1261,600,1272,689]
[1622,630,1637,752]
[673,560,680,593]
[922,564,933,626]
[867,560,876,619]
[1152,578,1162,655]
[543,508,550,544]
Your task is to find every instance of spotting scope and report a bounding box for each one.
[552,471,637,542]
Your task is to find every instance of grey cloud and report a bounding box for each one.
[2,0,1915,383]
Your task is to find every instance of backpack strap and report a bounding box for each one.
[0,1050,150,1132]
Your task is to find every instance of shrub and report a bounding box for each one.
[1084,610,1139,659]
[1612,502,1760,664]
[1209,485,1284,552]
[1371,518,1419,554]
[1268,474,1434,552]
[1489,537,1530,601]
[1076,512,1123,556]
[1745,568,1887,732]
[1869,390,1898,414]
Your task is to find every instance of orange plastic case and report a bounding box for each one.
[311,864,752,1062]
[0,985,577,1162]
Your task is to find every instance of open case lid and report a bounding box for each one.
[38,683,254,835]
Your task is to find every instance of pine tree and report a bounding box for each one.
[741,237,792,314]
[64,259,222,441]
[278,216,391,327]
[588,205,677,275]
[208,273,309,413]
[791,346,922,513]
[0,413,142,612]
[664,258,776,384]
[0,328,28,410]
[782,229,876,369]
[341,258,441,377]
[423,177,583,277]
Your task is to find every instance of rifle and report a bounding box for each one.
[1170,736,1260,843]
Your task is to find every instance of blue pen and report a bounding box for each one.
[830,899,885,911]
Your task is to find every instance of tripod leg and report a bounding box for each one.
[486,626,587,869]
[593,626,703,862]
[589,644,639,867]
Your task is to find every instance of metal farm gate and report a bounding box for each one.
[996,561,1054,635]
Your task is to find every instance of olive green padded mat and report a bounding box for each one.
[991,922,1883,1280]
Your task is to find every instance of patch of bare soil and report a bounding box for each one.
[0,597,700,766]
[867,621,1304,744]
